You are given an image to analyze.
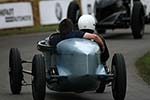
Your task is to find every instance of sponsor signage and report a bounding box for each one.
[0,2,33,29]
[39,0,71,25]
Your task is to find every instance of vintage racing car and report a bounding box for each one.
[9,36,127,100]
[67,0,145,39]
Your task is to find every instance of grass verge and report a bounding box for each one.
[0,24,58,36]
[136,51,150,85]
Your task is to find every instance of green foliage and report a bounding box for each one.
[136,52,150,85]
[0,25,58,36]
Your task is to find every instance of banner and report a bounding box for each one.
[39,0,72,25]
[0,2,33,29]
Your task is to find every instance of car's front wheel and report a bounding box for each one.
[32,54,46,100]
[9,48,23,94]
[111,53,127,100]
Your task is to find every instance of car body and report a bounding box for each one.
[9,36,127,100]
[37,38,108,92]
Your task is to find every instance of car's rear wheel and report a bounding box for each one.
[131,1,145,39]
[32,54,46,100]
[111,53,126,100]
[9,48,23,94]
[96,82,106,93]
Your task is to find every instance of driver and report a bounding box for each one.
[78,15,109,64]
[49,15,109,64]
[49,18,104,50]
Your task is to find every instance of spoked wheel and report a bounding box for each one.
[131,1,145,39]
[96,82,106,93]
[111,53,127,100]
[32,54,46,100]
[9,48,23,94]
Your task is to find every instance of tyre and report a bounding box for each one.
[131,1,145,39]
[111,53,126,100]
[32,54,46,100]
[94,2,106,34]
[9,48,23,94]
[67,1,81,25]
[96,82,106,93]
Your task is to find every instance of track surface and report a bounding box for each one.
[0,26,150,100]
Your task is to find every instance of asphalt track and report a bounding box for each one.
[0,26,150,100]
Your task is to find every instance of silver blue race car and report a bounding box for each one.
[9,37,127,100]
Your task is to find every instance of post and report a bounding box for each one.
[32,0,40,26]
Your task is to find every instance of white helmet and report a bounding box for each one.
[78,15,96,31]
